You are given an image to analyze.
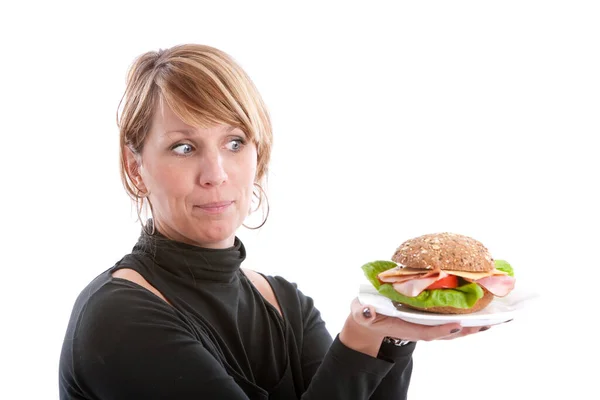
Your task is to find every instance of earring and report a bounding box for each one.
[135,185,149,199]
[134,187,155,235]
[243,183,269,230]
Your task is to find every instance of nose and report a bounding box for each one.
[199,150,228,187]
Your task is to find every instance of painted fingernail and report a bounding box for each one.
[450,328,461,334]
[479,326,490,332]
[362,307,372,318]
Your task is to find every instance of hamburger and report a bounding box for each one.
[361,232,516,314]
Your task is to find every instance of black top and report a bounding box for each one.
[59,230,416,399]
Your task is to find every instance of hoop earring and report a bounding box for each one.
[143,200,156,235]
[243,182,269,230]
[143,212,156,236]
[135,187,155,235]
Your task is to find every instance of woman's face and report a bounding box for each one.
[128,102,258,248]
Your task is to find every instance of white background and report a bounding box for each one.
[1,1,598,398]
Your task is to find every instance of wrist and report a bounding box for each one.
[339,315,383,358]
[382,336,412,347]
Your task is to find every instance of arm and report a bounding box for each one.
[338,309,417,400]
[69,282,251,400]
[269,278,484,400]
[370,341,416,399]
[294,286,398,399]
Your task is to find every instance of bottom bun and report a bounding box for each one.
[395,289,494,315]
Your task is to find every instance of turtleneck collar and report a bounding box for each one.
[131,225,247,284]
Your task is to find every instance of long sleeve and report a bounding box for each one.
[59,281,253,399]
[370,341,416,399]
[60,270,416,399]
[301,335,396,399]
[269,276,415,399]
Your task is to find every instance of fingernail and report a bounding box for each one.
[450,328,461,334]
[362,307,372,318]
[479,326,490,332]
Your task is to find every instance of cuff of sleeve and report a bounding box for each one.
[330,334,395,377]
[377,340,417,362]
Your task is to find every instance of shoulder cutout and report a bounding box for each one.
[242,268,282,317]
[111,268,172,306]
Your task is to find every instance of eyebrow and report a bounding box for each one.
[163,126,239,138]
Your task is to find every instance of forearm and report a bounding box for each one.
[301,335,394,400]
[338,311,385,358]
[369,341,416,400]
[295,282,404,399]
[335,313,416,399]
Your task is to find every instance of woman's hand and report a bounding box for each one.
[339,298,490,357]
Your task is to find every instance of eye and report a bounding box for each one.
[226,138,245,152]
[172,143,194,155]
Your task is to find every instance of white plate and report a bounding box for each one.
[358,283,540,327]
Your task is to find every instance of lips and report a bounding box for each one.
[195,201,234,214]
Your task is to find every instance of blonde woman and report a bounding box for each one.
[59,44,485,399]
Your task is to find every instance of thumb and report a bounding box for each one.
[351,298,377,325]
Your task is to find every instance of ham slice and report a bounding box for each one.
[392,271,449,297]
[376,265,515,298]
[473,275,515,297]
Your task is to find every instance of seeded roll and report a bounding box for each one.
[392,232,495,272]
[362,232,516,315]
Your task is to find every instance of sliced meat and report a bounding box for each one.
[474,275,516,297]
[391,271,449,297]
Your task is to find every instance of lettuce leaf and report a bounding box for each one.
[494,259,514,277]
[361,260,484,309]
[361,260,397,290]
[378,282,484,309]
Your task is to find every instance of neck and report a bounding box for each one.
[151,218,235,249]
[132,226,246,284]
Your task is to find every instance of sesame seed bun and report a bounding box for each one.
[392,232,494,273]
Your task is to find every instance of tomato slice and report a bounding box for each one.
[426,274,459,290]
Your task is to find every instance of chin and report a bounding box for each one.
[189,220,237,248]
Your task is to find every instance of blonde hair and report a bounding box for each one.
[117,44,272,227]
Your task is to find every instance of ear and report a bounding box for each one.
[124,146,148,194]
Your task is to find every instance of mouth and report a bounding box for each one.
[195,201,234,214]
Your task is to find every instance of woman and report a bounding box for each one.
[59,44,486,399]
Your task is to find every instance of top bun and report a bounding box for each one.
[391,232,494,272]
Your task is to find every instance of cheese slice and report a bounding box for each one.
[443,268,508,280]
[379,266,507,280]
[378,266,431,277]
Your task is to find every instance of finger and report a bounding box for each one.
[351,298,378,325]
[352,298,463,341]
[422,323,464,341]
[394,321,464,342]
[440,325,492,340]
[459,326,486,336]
